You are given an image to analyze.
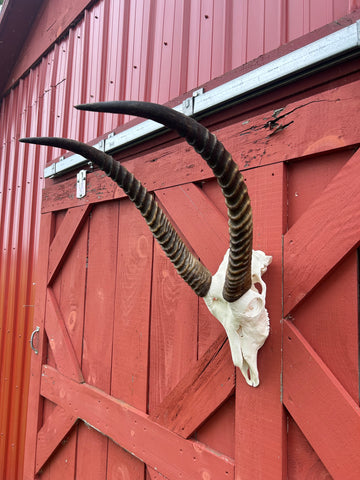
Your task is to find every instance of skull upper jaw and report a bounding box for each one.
[203,249,271,387]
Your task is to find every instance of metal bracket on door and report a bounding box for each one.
[182,88,204,115]
[76,169,88,198]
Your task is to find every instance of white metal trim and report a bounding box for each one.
[44,20,360,178]
[194,20,360,114]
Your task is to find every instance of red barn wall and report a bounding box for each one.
[1,0,360,478]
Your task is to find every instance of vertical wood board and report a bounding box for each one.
[283,321,360,480]
[76,201,119,479]
[284,148,360,315]
[107,198,153,478]
[235,163,286,479]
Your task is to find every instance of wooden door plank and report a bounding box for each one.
[156,183,228,273]
[150,333,235,438]
[235,164,286,480]
[222,79,360,169]
[157,168,287,478]
[284,148,360,315]
[286,149,352,229]
[287,416,331,479]
[76,201,119,479]
[42,80,360,214]
[287,250,359,403]
[111,198,153,410]
[45,288,84,382]
[147,232,199,480]
[41,365,235,480]
[35,406,77,474]
[148,240,198,413]
[23,213,54,480]
[107,198,153,478]
[47,204,92,284]
[283,320,360,479]
[41,209,89,479]
[156,182,229,353]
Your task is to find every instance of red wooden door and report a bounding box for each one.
[24,78,359,479]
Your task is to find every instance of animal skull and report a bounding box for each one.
[204,249,272,387]
[20,100,272,386]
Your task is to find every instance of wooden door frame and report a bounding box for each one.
[24,78,360,479]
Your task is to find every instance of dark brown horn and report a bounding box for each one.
[19,137,212,297]
[76,101,252,302]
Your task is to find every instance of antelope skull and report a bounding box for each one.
[20,101,271,386]
[204,249,272,386]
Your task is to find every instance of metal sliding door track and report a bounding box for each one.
[45,20,360,178]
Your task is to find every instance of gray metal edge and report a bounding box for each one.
[44,20,360,178]
[194,20,360,114]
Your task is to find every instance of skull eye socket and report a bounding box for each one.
[253,282,263,295]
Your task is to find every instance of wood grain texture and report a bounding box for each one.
[35,407,77,474]
[50,210,89,367]
[156,182,229,354]
[45,289,83,382]
[47,204,92,284]
[150,333,235,438]
[283,320,360,480]
[76,201,119,479]
[148,232,199,479]
[111,198,153,409]
[235,164,286,480]
[38,207,87,480]
[107,198,153,478]
[286,149,353,229]
[156,183,228,273]
[196,396,236,460]
[150,182,236,460]
[41,365,235,480]
[284,148,360,315]
[149,240,198,409]
[287,417,331,479]
[289,250,359,402]
[41,208,89,480]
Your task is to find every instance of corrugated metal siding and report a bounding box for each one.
[0,0,358,477]
[0,69,44,480]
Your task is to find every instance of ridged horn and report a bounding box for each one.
[76,101,252,302]
[19,137,212,297]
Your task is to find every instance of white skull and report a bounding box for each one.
[203,249,272,387]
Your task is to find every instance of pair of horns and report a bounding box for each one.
[20,101,252,302]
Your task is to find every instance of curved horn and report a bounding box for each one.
[19,137,212,297]
[76,101,252,302]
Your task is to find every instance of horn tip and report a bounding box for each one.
[75,103,103,112]
[74,103,88,110]
[19,137,40,144]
